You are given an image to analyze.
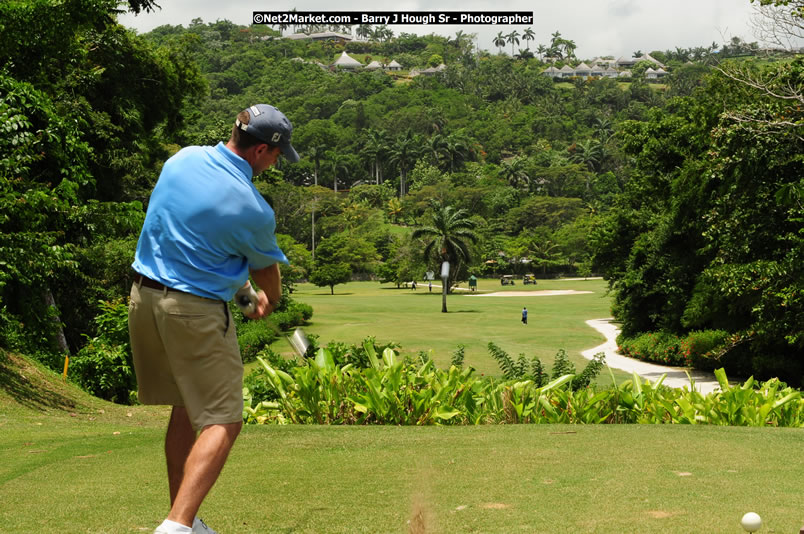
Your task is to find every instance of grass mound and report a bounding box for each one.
[0,351,92,415]
[0,349,165,425]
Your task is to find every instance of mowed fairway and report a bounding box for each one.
[3,412,804,534]
[275,278,628,381]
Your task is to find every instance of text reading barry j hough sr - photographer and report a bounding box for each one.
[251,11,534,26]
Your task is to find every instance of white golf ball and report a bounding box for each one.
[740,512,762,532]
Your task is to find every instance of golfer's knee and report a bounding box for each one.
[200,420,242,440]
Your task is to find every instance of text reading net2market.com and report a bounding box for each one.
[252,11,534,26]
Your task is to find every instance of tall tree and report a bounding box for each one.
[494,32,507,54]
[387,131,421,197]
[362,129,388,185]
[356,23,372,40]
[412,200,479,301]
[522,28,536,50]
[506,30,520,56]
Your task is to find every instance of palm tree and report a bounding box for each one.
[326,151,350,192]
[426,134,448,168]
[531,240,561,275]
[452,30,467,49]
[522,28,535,50]
[550,30,562,53]
[443,132,473,172]
[501,156,530,190]
[563,39,577,59]
[356,24,372,40]
[307,145,322,186]
[594,117,613,143]
[412,200,479,310]
[507,30,520,56]
[569,139,604,173]
[362,129,388,185]
[536,44,547,61]
[387,131,421,197]
[494,31,506,54]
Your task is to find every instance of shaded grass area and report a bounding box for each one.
[2,418,804,533]
[272,278,628,383]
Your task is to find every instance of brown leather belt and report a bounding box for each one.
[135,273,181,293]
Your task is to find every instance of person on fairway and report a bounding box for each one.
[522,306,528,325]
[129,104,299,534]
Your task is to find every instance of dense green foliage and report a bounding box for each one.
[0,0,204,359]
[593,58,803,383]
[245,345,804,426]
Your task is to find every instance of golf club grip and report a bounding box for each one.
[235,284,258,316]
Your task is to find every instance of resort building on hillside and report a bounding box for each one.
[615,53,666,69]
[286,31,353,43]
[542,51,667,79]
[411,63,447,76]
[333,51,362,69]
[645,67,668,79]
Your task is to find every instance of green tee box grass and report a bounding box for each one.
[272,278,629,383]
[2,419,804,533]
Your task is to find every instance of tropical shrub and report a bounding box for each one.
[244,345,804,427]
[683,329,731,369]
[237,320,279,363]
[618,332,687,366]
[268,299,313,331]
[68,299,135,404]
[323,336,401,368]
[618,329,732,369]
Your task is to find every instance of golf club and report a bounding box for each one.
[235,284,310,358]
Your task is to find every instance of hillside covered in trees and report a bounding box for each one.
[1,0,801,388]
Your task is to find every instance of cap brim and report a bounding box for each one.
[281,143,300,163]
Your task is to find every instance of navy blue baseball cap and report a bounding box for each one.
[235,104,300,163]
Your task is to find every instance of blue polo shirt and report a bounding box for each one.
[132,142,288,301]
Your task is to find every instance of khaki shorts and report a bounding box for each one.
[128,282,243,431]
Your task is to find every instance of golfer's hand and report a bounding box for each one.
[246,290,271,320]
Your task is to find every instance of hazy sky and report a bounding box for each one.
[118,0,762,58]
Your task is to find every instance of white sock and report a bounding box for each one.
[157,518,193,533]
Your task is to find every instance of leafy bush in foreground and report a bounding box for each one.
[243,345,804,427]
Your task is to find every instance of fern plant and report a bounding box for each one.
[487,344,606,390]
[551,349,576,379]
[451,344,466,369]
[487,342,517,379]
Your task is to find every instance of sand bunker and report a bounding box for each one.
[469,290,593,297]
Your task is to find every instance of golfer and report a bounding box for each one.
[522,306,528,325]
[128,104,299,534]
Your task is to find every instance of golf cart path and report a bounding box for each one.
[582,318,721,395]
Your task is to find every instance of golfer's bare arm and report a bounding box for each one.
[249,263,282,317]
